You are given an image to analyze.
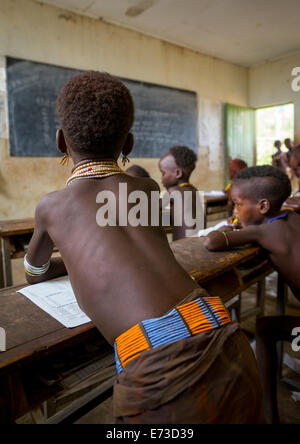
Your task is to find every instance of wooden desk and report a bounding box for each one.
[204,193,228,228]
[171,237,273,305]
[282,197,300,213]
[0,238,273,424]
[0,218,35,288]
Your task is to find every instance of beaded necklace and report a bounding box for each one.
[67,160,125,186]
[267,212,288,224]
[178,182,192,188]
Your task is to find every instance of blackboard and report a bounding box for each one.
[7,58,198,158]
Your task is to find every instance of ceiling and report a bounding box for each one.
[38,0,300,67]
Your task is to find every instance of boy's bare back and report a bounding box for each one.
[30,173,198,344]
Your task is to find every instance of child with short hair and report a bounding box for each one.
[25,71,263,424]
[225,158,248,217]
[204,165,300,424]
[159,146,199,241]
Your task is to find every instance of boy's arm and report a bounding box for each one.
[204,225,263,251]
[25,197,67,284]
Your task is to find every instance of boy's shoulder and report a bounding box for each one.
[253,212,297,252]
[35,189,67,221]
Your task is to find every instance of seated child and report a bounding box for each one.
[126,164,150,178]
[225,158,248,217]
[25,72,263,424]
[159,146,199,241]
[204,165,300,424]
[271,140,287,171]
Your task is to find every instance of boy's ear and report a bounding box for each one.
[258,199,271,215]
[122,132,134,157]
[175,168,183,180]
[56,129,68,154]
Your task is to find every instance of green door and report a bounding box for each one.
[225,104,255,186]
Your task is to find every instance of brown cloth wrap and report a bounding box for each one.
[113,321,264,424]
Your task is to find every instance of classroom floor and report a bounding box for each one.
[13,247,300,424]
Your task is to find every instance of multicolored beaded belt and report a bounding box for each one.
[114,296,231,374]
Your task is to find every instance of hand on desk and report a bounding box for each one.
[227,216,243,230]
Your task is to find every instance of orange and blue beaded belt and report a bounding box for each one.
[114,296,231,374]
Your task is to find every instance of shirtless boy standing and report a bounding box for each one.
[25,71,263,424]
[204,165,300,424]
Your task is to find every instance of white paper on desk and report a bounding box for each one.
[191,220,228,237]
[204,191,226,197]
[17,277,91,328]
[291,391,300,403]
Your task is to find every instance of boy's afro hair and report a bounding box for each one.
[169,145,197,169]
[56,71,134,153]
[236,165,291,208]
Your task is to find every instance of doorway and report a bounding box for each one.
[256,103,294,166]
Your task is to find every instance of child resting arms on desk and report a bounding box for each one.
[24,71,263,424]
[204,165,300,424]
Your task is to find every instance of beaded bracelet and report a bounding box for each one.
[24,254,51,277]
[222,231,230,248]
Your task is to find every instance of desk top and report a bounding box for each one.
[0,237,263,376]
[0,218,35,237]
[170,237,262,282]
[282,197,300,213]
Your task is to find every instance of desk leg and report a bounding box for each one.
[0,371,30,424]
[1,237,12,287]
[257,279,266,318]
[0,238,5,288]
[0,373,21,424]
[204,207,207,229]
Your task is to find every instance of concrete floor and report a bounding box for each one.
[13,254,300,424]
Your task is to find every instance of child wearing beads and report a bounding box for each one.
[204,165,300,424]
[159,146,200,241]
[25,71,263,424]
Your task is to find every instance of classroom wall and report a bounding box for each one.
[249,52,300,144]
[0,0,249,219]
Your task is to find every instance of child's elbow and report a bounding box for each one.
[25,273,35,285]
[203,235,220,251]
[25,273,44,285]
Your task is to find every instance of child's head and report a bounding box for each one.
[290,146,300,177]
[228,158,248,181]
[274,140,281,150]
[231,165,291,226]
[126,165,150,178]
[56,71,134,159]
[159,145,197,189]
[284,138,294,151]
